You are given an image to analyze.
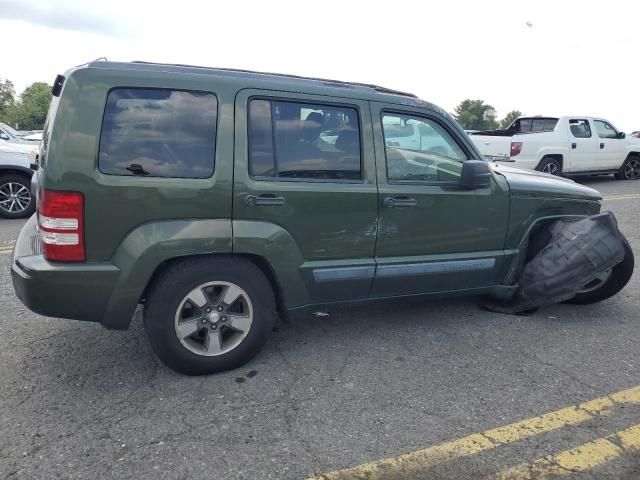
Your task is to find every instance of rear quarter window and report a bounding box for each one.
[98,88,217,178]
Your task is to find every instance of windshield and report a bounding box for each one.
[0,123,18,137]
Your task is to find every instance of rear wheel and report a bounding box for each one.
[143,257,276,375]
[536,157,562,176]
[0,174,35,219]
[614,156,640,180]
[565,241,634,305]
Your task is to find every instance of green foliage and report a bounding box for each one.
[0,81,52,131]
[0,78,16,118]
[500,110,522,129]
[454,99,499,131]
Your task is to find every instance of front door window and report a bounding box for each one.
[382,114,467,183]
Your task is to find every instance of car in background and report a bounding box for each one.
[632,131,640,139]
[469,116,640,179]
[0,139,37,218]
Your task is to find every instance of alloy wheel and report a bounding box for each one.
[0,182,31,214]
[623,159,640,179]
[174,281,254,356]
[576,269,612,294]
[541,162,559,175]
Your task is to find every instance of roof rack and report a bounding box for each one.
[131,61,418,98]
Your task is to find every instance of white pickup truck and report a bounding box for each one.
[470,116,640,179]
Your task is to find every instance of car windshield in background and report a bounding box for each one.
[0,123,18,137]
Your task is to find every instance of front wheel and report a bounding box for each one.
[536,157,562,176]
[614,156,640,180]
[143,257,276,375]
[565,241,634,305]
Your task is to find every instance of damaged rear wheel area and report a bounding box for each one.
[565,240,634,305]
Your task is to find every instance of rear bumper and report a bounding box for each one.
[11,215,123,327]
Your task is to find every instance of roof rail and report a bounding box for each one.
[131,61,418,98]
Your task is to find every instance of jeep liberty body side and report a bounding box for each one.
[12,61,627,375]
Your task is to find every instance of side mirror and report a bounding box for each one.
[618,132,626,139]
[460,160,492,189]
[0,132,9,141]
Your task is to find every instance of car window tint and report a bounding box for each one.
[594,120,618,139]
[382,114,467,182]
[99,88,217,178]
[248,99,361,181]
[515,118,557,133]
[569,119,592,138]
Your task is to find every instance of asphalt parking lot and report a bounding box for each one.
[1,176,639,480]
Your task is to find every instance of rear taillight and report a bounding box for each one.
[510,142,522,157]
[38,190,85,262]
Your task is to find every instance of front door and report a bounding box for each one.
[370,103,510,297]
[233,89,378,306]
[594,119,626,169]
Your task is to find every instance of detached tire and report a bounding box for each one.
[565,241,634,305]
[143,256,276,375]
[0,174,35,219]
[536,157,562,176]
[614,155,640,180]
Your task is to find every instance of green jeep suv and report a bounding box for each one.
[11,61,633,375]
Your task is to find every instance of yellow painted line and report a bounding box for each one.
[306,385,640,480]
[603,193,640,201]
[0,247,13,255]
[491,423,640,479]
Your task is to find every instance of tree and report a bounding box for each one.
[500,110,522,129]
[1,82,52,130]
[0,78,16,118]
[454,99,498,131]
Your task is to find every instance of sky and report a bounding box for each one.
[1,0,638,131]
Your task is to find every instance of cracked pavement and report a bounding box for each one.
[0,176,639,479]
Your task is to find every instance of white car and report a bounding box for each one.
[470,116,640,179]
[0,139,38,218]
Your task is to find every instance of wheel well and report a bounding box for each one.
[537,154,563,171]
[0,168,33,180]
[141,253,287,317]
[525,220,556,262]
[626,152,640,161]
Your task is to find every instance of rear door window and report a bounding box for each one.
[99,88,218,178]
[248,99,362,181]
[569,119,592,138]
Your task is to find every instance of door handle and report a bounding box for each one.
[571,143,577,149]
[383,196,417,208]
[245,194,286,206]
[600,143,605,149]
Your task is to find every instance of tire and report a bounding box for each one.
[614,155,640,180]
[0,174,35,219]
[143,256,276,375]
[565,241,634,305]
[536,157,562,176]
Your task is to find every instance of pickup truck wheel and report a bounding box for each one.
[615,156,640,180]
[536,158,561,176]
[564,241,634,305]
[0,174,35,219]
[143,257,276,375]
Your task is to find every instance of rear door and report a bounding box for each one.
[371,102,510,297]
[567,118,598,171]
[233,89,378,304]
